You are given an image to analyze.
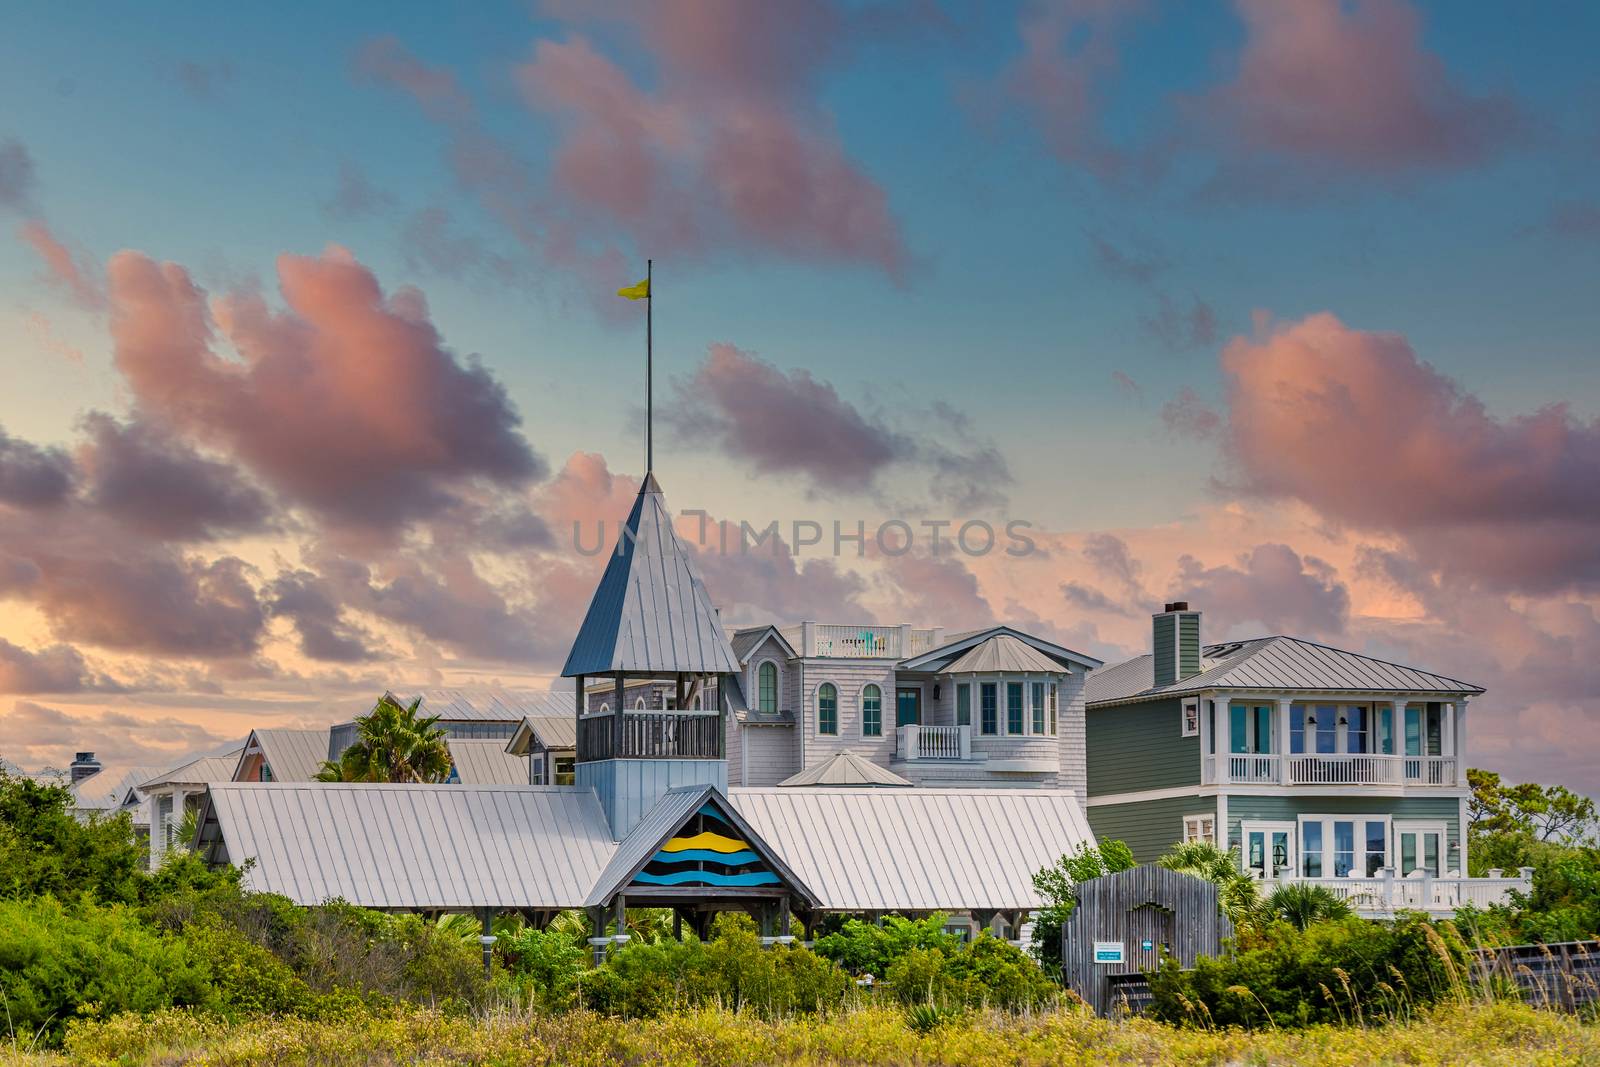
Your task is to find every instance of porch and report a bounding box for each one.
[1273,867,1533,919]
[577,710,723,761]
[1206,753,1460,787]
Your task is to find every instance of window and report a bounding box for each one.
[599,702,610,714]
[1229,704,1272,753]
[862,685,882,737]
[817,683,838,735]
[980,683,998,735]
[1181,702,1199,737]
[1006,682,1024,734]
[554,756,576,786]
[1183,814,1215,845]
[1031,682,1046,734]
[956,683,971,727]
[635,697,647,710]
[758,661,778,715]
[1300,815,1391,878]
[1344,705,1367,753]
[259,763,273,783]
[1374,705,1395,754]
[1049,684,1058,735]
[1241,821,1295,879]
[1301,821,1324,877]
[693,694,703,710]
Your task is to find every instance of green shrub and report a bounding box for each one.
[882,934,1058,1010]
[503,926,588,1010]
[0,772,146,905]
[1148,914,1474,1028]
[1029,841,1136,972]
[0,896,216,1046]
[813,913,962,979]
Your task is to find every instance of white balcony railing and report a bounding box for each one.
[1205,753,1460,787]
[803,623,943,659]
[1277,867,1533,917]
[896,724,970,761]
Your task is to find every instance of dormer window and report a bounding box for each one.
[758,661,778,715]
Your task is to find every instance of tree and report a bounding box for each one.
[1469,768,1596,845]
[1261,882,1351,931]
[316,695,452,784]
[1028,840,1135,973]
[1157,840,1261,925]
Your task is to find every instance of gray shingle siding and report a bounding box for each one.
[740,726,797,786]
[1086,697,1199,796]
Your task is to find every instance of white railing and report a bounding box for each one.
[1205,753,1461,786]
[896,724,970,761]
[804,623,943,658]
[1276,868,1533,917]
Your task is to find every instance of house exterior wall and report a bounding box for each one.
[1086,697,1198,796]
[1225,793,1463,869]
[795,659,900,772]
[1088,795,1215,864]
[740,726,798,785]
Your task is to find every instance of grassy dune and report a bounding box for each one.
[3,1002,1596,1067]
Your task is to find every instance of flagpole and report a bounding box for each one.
[646,258,653,475]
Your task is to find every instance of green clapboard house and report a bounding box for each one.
[1083,603,1532,918]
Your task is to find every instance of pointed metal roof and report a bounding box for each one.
[778,751,911,788]
[561,474,741,677]
[945,633,1067,674]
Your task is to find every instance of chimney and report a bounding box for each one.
[68,751,101,784]
[1152,603,1202,687]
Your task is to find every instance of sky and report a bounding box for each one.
[0,1,1597,793]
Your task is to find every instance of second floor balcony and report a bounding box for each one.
[1206,752,1460,787]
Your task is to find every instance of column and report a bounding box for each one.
[1453,698,1470,784]
[1213,693,1229,783]
[1199,695,1214,782]
[145,792,162,870]
[169,785,186,857]
[1275,698,1293,784]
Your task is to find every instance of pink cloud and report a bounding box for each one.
[18,221,104,308]
[106,245,543,536]
[1213,312,1600,591]
[0,139,34,209]
[1201,0,1522,174]
[0,638,124,695]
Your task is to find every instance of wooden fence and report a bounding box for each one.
[1475,941,1600,1012]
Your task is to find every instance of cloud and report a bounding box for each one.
[672,343,903,493]
[1174,542,1349,638]
[267,569,382,663]
[1110,370,1141,401]
[76,413,274,541]
[1087,229,1166,284]
[18,221,104,308]
[0,139,35,210]
[996,0,1150,181]
[1161,386,1222,440]
[0,425,74,507]
[355,35,475,122]
[106,245,544,537]
[1215,312,1600,592]
[1198,0,1522,176]
[401,206,520,285]
[1083,532,1144,592]
[1144,294,1218,352]
[0,639,124,695]
[322,162,393,219]
[0,700,230,770]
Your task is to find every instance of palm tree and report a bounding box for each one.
[1157,840,1261,922]
[316,695,452,784]
[1262,882,1352,930]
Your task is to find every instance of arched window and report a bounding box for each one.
[861,684,882,737]
[817,683,838,735]
[599,702,610,714]
[635,697,647,710]
[758,661,778,714]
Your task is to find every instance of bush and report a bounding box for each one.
[882,934,1058,1010]
[813,913,962,979]
[0,771,146,905]
[0,895,216,1046]
[1029,841,1136,972]
[1148,914,1474,1028]
[503,926,589,1010]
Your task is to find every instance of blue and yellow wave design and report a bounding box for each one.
[631,808,779,891]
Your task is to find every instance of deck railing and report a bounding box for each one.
[1205,753,1460,786]
[804,623,943,659]
[896,724,971,761]
[1275,867,1533,916]
[578,711,722,761]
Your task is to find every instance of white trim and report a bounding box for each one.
[1217,792,1229,851]
[1395,820,1449,877]
[814,681,839,736]
[1239,819,1296,878]
[893,681,925,730]
[753,657,782,716]
[1087,784,1214,807]
[1297,813,1394,879]
[1182,812,1216,845]
[1181,700,1199,737]
[1089,781,1471,806]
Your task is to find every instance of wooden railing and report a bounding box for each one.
[578,711,722,761]
[896,724,970,761]
[804,623,942,659]
[1205,753,1460,786]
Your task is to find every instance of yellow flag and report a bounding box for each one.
[617,277,650,300]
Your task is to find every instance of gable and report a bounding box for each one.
[632,803,781,889]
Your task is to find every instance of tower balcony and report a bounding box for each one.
[578,710,723,762]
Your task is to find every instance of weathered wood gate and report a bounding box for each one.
[1061,864,1232,1016]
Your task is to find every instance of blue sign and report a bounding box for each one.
[1141,939,1154,952]
[1092,941,1124,964]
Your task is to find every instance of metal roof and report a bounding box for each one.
[778,752,911,787]
[446,740,530,785]
[1085,636,1485,707]
[561,475,742,678]
[203,783,615,909]
[585,785,818,908]
[239,728,330,782]
[899,625,1102,673]
[142,747,246,790]
[944,633,1067,674]
[730,625,796,663]
[505,715,578,756]
[389,687,573,723]
[70,764,160,810]
[727,788,1095,912]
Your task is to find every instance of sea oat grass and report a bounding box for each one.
[0,1000,1591,1067]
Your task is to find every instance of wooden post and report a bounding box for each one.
[574,674,585,761]
[716,672,728,759]
[676,672,686,711]
[588,906,608,966]
[479,907,495,980]
[778,896,792,943]
[614,672,626,758]
[613,894,628,946]
[673,909,683,941]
